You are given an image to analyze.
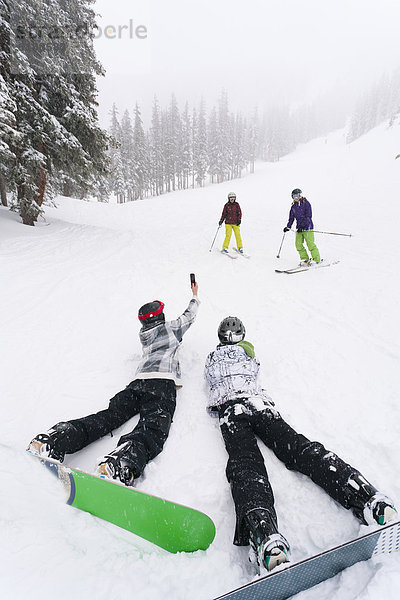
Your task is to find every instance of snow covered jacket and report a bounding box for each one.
[287,197,314,231]
[219,201,242,226]
[204,342,273,411]
[135,297,200,387]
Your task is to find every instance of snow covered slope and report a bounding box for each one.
[1,122,400,600]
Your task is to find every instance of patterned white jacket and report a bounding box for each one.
[135,297,199,386]
[204,342,272,411]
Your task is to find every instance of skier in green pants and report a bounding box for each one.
[283,188,321,266]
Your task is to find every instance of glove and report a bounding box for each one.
[237,221,241,226]
[283,227,290,232]
[297,227,303,232]
[219,221,223,226]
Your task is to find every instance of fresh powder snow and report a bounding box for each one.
[1,122,399,600]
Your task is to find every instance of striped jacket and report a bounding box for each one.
[135,297,200,386]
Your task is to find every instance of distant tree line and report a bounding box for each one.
[107,91,344,203]
[5,2,397,222]
[347,68,400,143]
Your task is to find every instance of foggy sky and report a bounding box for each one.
[93,0,400,125]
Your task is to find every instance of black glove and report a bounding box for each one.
[297,227,303,232]
[283,227,290,232]
[237,221,241,226]
[219,221,223,226]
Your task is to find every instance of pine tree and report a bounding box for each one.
[164,94,182,192]
[193,99,208,187]
[120,109,135,201]
[181,102,192,190]
[0,76,17,206]
[1,0,110,224]
[149,96,164,196]
[207,107,219,184]
[215,90,231,182]
[132,102,147,200]
[230,113,247,179]
[108,104,125,202]
[113,151,126,204]
[245,108,259,174]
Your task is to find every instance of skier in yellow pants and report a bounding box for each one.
[219,192,244,254]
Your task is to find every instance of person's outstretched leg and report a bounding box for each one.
[97,379,176,485]
[28,382,141,462]
[255,412,396,525]
[218,401,290,573]
[218,402,277,545]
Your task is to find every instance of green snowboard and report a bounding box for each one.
[27,450,215,553]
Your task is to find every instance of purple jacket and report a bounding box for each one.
[287,198,313,231]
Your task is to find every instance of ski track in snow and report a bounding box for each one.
[1,123,400,600]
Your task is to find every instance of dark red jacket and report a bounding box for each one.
[219,201,242,226]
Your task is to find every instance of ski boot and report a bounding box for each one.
[259,534,291,572]
[362,494,397,526]
[96,442,135,486]
[238,248,244,254]
[222,249,229,254]
[27,422,77,463]
[298,259,311,267]
[346,473,397,526]
[246,509,290,573]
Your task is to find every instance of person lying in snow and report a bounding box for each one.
[28,281,200,486]
[204,316,397,574]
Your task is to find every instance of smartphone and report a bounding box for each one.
[190,273,196,285]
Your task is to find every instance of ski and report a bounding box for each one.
[219,249,238,259]
[233,248,251,259]
[24,448,215,554]
[214,520,400,600]
[275,260,339,274]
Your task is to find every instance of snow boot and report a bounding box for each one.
[246,508,290,573]
[96,442,135,486]
[363,494,397,526]
[346,473,397,526]
[27,422,78,463]
[260,534,291,572]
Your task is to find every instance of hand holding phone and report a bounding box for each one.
[190,273,198,296]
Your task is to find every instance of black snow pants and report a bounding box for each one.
[217,398,377,546]
[53,378,176,479]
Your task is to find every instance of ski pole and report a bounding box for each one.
[276,232,287,258]
[209,225,221,252]
[313,230,352,237]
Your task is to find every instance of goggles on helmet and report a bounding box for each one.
[138,301,165,321]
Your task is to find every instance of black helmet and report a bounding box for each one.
[291,188,302,199]
[227,192,236,201]
[138,300,165,330]
[218,316,246,345]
